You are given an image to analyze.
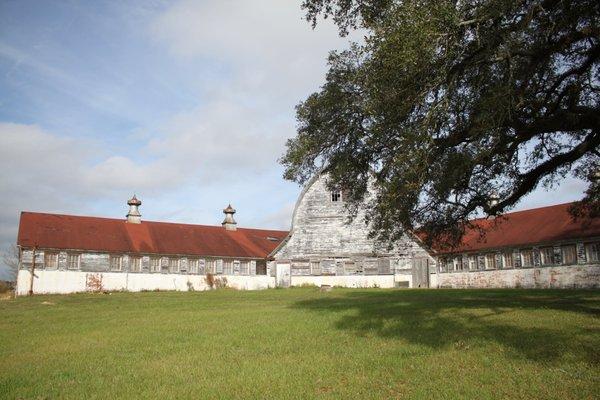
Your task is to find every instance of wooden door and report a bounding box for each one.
[412,258,429,288]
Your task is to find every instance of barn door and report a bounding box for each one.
[276,263,291,288]
[412,258,429,288]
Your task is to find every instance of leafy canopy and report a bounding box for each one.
[282,0,600,247]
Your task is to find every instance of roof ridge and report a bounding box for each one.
[19,211,288,234]
[466,201,576,224]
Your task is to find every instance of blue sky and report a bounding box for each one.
[0,0,588,278]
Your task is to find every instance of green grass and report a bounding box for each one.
[0,288,598,399]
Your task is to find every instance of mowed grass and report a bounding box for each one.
[0,288,598,399]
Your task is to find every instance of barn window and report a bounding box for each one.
[67,253,80,270]
[130,256,142,272]
[189,259,199,274]
[223,260,233,275]
[521,249,534,267]
[503,252,514,268]
[206,259,216,274]
[540,247,554,266]
[44,252,58,269]
[585,242,599,263]
[468,255,477,270]
[109,255,122,271]
[150,257,161,272]
[331,190,341,202]
[485,254,497,269]
[561,245,577,264]
[168,258,179,273]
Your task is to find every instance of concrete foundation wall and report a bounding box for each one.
[16,270,276,295]
[436,265,600,289]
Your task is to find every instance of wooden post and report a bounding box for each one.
[28,246,37,296]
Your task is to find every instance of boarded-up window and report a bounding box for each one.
[540,247,554,265]
[223,260,233,275]
[503,252,514,268]
[150,257,160,272]
[320,259,336,275]
[378,259,391,274]
[364,259,378,275]
[168,258,179,273]
[585,242,599,263]
[130,256,142,272]
[521,249,534,267]
[44,252,58,269]
[189,259,199,274]
[485,253,496,269]
[67,253,80,270]
[561,245,577,265]
[291,260,310,276]
[343,260,359,275]
[310,261,321,275]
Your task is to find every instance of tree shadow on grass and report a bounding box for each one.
[292,289,600,365]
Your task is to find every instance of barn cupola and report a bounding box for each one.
[222,204,237,231]
[126,195,142,224]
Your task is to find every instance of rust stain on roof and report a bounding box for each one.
[435,202,600,254]
[17,212,288,258]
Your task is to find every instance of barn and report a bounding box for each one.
[15,175,600,294]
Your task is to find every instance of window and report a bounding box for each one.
[44,252,58,269]
[150,257,161,273]
[540,247,555,266]
[168,258,179,273]
[110,255,122,271]
[240,261,249,275]
[521,249,534,267]
[67,253,80,270]
[503,252,514,268]
[453,257,464,271]
[130,256,142,272]
[561,245,577,265]
[485,253,497,269]
[331,190,341,202]
[468,255,478,270]
[585,242,600,263]
[310,261,321,275]
[223,260,233,275]
[206,259,216,274]
[189,259,199,274]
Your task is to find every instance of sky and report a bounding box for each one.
[0,0,588,279]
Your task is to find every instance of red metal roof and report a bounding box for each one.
[17,212,288,258]
[435,202,600,254]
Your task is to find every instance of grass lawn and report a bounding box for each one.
[0,288,598,399]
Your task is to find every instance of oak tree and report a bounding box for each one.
[282,0,600,247]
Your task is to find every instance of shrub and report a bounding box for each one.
[205,273,215,289]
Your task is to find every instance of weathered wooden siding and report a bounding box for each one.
[273,174,431,261]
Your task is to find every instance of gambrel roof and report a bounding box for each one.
[17,212,288,258]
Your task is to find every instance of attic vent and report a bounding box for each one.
[267,236,281,242]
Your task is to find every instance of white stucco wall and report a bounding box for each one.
[291,275,397,288]
[16,270,276,295]
[435,265,600,289]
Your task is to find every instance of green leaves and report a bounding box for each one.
[286,0,600,247]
